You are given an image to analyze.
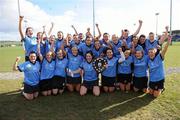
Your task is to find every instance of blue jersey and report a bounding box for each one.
[102,57,118,77]
[18,61,40,86]
[138,42,147,54]
[67,53,83,77]
[100,39,109,47]
[55,39,64,52]
[80,43,94,56]
[148,54,165,82]
[54,57,68,77]
[128,43,143,51]
[40,59,55,80]
[145,39,159,51]
[69,41,83,54]
[118,56,133,74]
[125,35,133,44]
[133,55,148,77]
[92,47,105,58]
[23,36,37,56]
[111,40,122,57]
[45,40,56,54]
[80,61,98,81]
[40,42,46,56]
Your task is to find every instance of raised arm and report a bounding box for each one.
[159,26,169,45]
[96,24,101,39]
[160,36,171,59]
[119,30,124,40]
[48,22,54,36]
[18,16,24,41]
[133,20,143,36]
[118,47,125,63]
[37,40,43,61]
[165,26,169,36]
[13,57,21,71]
[71,25,78,35]
[86,27,93,38]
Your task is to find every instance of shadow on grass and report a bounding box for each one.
[0,90,155,120]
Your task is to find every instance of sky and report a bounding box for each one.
[0,0,179,41]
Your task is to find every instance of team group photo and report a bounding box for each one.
[0,0,179,120]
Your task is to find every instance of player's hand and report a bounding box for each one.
[19,16,24,21]
[95,24,98,27]
[118,47,122,52]
[16,56,21,62]
[139,20,143,24]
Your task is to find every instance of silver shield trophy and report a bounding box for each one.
[92,58,107,86]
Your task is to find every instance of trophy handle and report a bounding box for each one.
[98,73,102,86]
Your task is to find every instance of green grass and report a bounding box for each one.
[0,46,24,72]
[165,42,180,68]
[0,74,179,120]
[0,42,180,120]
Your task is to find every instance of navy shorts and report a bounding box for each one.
[39,79,52,91]
[24,83,39,94]
[102,75,116,87]
[67,76,81,84]
[117,73,132,84]
[52,76,65,90]
[82,80,99,89]
[149,79,164,90]
[133,76,148,90]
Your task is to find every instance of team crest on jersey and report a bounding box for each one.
[26,64,32,70]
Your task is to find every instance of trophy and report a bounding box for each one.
[92,58,108,86]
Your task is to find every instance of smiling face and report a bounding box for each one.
[57,31,63,39]
[123,30,129,38]
[124,50,131,58]
[139,36,146,44]
[103,33,109,43]
[112,34,118,44]
[71,47,78,56]
[94,41,101,49]
[148,49,156,59]
[57,50,64,59]
[132,36,138,45]
[26,27,33,37]
[37,32,42,43]
[149,33,155,42]
[49,35,55,44]
[29,53,37,63]
[106,49,113,59]
[46,51,53,61]
[74,35,80,44]
[135,50,143,59]
[85,37,92,46]
[79,33,83,40]
[86,53,93,62]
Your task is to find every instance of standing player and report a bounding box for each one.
[19,16,37,61]
[120,20,143,44]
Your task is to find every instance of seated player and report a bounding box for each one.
[79,51,100,96]
[13,51,40,100]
